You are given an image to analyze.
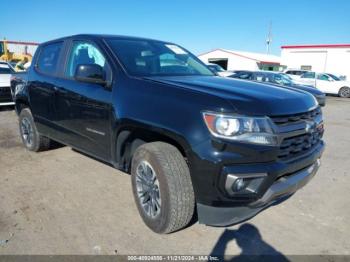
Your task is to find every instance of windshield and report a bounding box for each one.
[208,64,225,72]
[106,39,214,77]
[326,73,341,81]
[273,73,293,85]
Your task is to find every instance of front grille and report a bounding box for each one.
[271,107,324,161]
[271,107,322,125]
[278,127,323,160]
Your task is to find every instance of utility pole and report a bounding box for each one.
[266,22,272,54]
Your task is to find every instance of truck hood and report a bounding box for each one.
[145,76,317,116]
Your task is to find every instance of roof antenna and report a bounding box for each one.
[266,22,272,54]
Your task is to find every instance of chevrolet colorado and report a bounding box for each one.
[13,34,324,234]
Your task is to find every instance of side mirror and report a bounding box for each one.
[74,64,106,85]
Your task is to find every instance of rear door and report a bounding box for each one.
[29,41,64,135]
[53,39,113,160]
[299,72,316,87]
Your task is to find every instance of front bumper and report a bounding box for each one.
[0,86,14,106]
[198,158,321,226]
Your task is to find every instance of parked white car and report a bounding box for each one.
[284,69,310,80]
[0,62,15,106]
[298,71,350,98]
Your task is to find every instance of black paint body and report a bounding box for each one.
[13,35,324,226]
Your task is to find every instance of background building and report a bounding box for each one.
[198,49,281,71]
[281,44,350,79]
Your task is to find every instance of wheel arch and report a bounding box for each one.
[113,124,191,173]
[15,99,31,115]
[338,86,350,97]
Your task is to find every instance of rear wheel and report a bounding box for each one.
[339,87,350,98]
[131,142,195,234]
[19,108,51,152]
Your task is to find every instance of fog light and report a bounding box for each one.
[225,173,266,195]
[232,178,246,192]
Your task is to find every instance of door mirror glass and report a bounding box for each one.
[74,64,106,85]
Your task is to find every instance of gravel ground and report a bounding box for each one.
[0,97,349,256]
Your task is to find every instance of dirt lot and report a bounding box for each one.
[0,97,349,256]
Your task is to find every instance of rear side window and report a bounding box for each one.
[236,72,252,79]
[295,70,305,76]
[36,42,63,76]
[253,73,266,82]
[301,72,315,79]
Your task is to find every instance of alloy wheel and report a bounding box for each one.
[20,117,34,148]
[135,160,161,218]
[340,87,350,98]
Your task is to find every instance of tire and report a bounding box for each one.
[131,142,195,234]
[19,108,51,152]
[338,87,350,98]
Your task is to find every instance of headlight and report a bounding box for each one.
[202,112,278,145]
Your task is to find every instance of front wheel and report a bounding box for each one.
[339,87,350,98]
[131,142,195,234]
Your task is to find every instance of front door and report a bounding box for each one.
[316,73,335,94]
[54,40,113,161]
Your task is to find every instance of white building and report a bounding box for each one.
[198,49,281,71]
[281,44,350,79]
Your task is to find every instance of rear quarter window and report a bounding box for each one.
[36,42,63,76]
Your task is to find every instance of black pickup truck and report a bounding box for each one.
[12,34,324,234]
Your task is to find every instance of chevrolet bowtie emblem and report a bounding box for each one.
[305,121,316,133]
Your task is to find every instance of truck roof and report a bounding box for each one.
[40,34,172,46]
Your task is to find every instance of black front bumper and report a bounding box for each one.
[196,141,324,226]
[197,158,320,226]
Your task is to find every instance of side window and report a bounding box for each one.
[237,72,251,79]
[65,41,109,79]
[36,42,63,75]
[317,74,330,81]
[301,72,315,79]
[0,67,11,74]
[254,73,265,82]
[295,71,306,76]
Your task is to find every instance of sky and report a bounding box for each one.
[2,0,350,55]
